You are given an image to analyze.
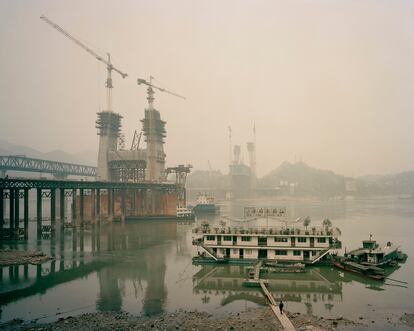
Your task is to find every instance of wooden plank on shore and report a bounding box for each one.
[254,260,262,280]
[260,280,277,305]
[260,280,296,330]
[269,304,296,331]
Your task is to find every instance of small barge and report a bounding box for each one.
[334,259,385,281]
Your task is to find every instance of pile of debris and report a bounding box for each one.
[0,249,51,266]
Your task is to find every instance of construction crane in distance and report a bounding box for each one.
[137,76,185,109]
[40,15,128,112]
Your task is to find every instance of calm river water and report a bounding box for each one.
[0,197,413,329]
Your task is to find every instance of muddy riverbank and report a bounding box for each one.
[0,307,363,331]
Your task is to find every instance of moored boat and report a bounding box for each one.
[192,193,220,214]
[334,259,385,281]
[176,205,195,220]
[192,218,342,264]
[345,235,405,267]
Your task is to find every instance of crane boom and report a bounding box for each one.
[137,78,185,99]
[40,15,127,111]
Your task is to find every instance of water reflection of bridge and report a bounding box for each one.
[0,220,194,318]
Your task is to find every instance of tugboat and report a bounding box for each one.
[192,192,219,214]
[345,235,405,267]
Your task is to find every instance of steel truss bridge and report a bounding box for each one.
[0,155,97,178]
[0,178,179,191]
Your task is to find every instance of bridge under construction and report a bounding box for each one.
[0,178,183,241]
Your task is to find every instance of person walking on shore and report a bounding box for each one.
[279,300,284,315]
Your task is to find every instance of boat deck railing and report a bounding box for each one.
[192,225,341,237]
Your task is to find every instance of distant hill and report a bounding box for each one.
[0,138,96,166]
[356,171,414,196]
[187,161,414,197]
[259,161,347,196]
[186,170,229,189]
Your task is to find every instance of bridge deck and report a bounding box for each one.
[0,178,179,190]
[0,155,96,177]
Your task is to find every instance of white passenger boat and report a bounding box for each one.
[176,205,195,220]
[192,220,341,264]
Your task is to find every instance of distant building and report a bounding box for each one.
[345,180,357,192]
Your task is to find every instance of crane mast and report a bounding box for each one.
[137,76,185,109]
[40,15,127,111]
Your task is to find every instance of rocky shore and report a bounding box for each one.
[0,250,51,266]
[1,307,365,331]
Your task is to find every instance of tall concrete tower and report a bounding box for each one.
[96,111,122,181]
[246,141,256,190]
[141,86,166,182]
[247,123,257,190]
[233,145,241,165]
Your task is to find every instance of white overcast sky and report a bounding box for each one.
[1,0,413,177]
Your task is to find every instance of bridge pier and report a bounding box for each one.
[9,189,15,235]
[120,189,126,224]
[91,189,96,224]
[131,189,137,217]
[96,189,100,223]
[37,189,42,240]
[72,189,77,225]
[24,189,29,240]
[79,188,84,227]
[60,188,65,232]
[50,188,56,237]
[0,189,3,240]
[108,189,114,222]
[14,189,20,239]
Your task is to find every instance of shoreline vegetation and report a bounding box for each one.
[2,308,414,331]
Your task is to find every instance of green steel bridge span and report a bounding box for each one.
[0,155,97,178]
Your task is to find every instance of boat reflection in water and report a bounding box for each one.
[192,264,393,312]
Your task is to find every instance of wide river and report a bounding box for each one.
[1,197,413,330]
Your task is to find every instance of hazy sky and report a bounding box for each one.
[1,0,413,177]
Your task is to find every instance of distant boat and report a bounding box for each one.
[176,205,195,220]
[192,192,219,214]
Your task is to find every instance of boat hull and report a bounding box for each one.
[334,262,384,281]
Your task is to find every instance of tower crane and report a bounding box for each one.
[137,76,185,109]
[40,15,127,112]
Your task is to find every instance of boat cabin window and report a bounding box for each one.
[223,236,232,241]
[275,250,288,255]
[293,250,301,256]
[241,236,251,242]
[317,237,326,243]
[274,237,288,242]
[297,237,307,243]
[206,235,215,241]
